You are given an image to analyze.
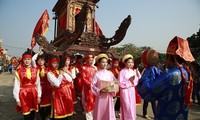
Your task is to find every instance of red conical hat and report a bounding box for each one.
[142,49,159,67]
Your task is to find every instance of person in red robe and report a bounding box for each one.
[47,56,74,119]
[133,58,142,105]
[73,54,84,96]
[59,56,77,104]
[72,54,84,113]
[80,55,96,120]
[32,51,51,120]
[134,69,142,105]
[109,59,121,117]
[13,51,42,120]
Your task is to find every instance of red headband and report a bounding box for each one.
[84,55,93,60]
[112,60,119,64]
[49,57,59,63]
[22,54,32,59]
[66,56,70,60]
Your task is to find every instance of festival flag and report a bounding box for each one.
[93,19,103,36]
[31,9,50,48]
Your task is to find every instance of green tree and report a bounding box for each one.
[187,28,200,63]
[111,44,167,65]
[140,46,152,51]
[121,43,141,58]
[158,53,166,64]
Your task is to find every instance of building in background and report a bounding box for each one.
[0,37,9,71]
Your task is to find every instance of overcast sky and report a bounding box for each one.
[0,0,200,57]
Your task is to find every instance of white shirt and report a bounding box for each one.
[47,72,74,88]
[32,52,39,68]
[47,72,63,87]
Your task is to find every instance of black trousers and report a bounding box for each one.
[143,99,156,116]
[192,83,200,104]
[40,106,51,120]
[24,111,35,120]
[115,97,120,111]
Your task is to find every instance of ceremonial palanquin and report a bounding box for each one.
[35,0,131,57]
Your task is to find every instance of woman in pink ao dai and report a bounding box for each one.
[119,54,139,120]
[91,53,117,120]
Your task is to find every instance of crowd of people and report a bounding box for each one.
[12,36,200,120]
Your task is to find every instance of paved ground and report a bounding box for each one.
[0,72,200,120]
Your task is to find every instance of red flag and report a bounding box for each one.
[31,9,50,48]
[93,19,103,36]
